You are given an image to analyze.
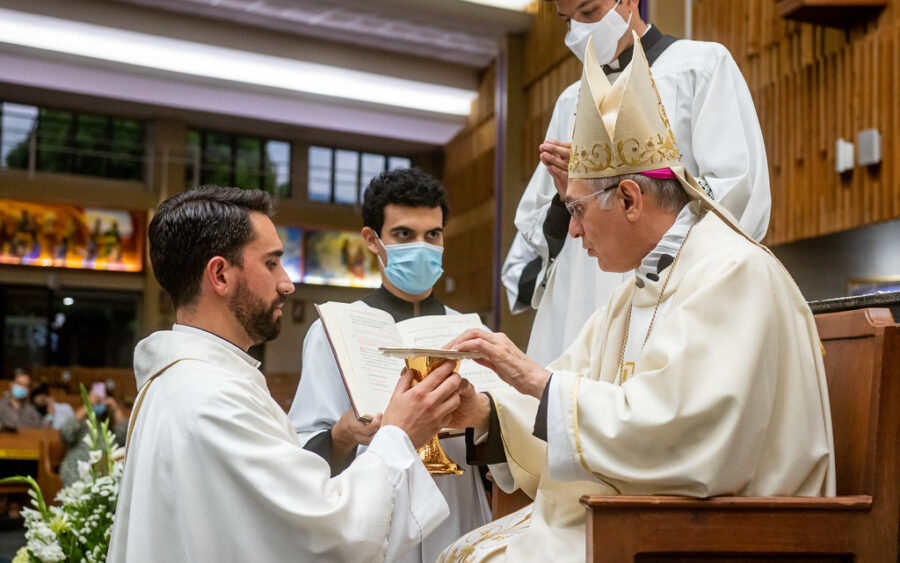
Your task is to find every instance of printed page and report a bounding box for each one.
[396,314,511,394]
[316,302,406,419]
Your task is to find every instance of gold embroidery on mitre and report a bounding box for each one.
[568,32,685,179]
[569,130,680,176]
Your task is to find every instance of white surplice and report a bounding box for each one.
[108,325,449,563]
[289,301,491,563]
[441,208,835,562]
[502,37,771,367]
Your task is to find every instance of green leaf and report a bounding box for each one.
[0,475,49,520]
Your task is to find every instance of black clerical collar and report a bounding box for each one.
[603,25,668,76]
[362,286,446,322]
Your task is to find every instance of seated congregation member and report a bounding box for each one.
[289,168,490,563]
[109,186,463,563]
[30,385,75,430]
[59,386,127,487]
[0,371,44,429]
[439,36,835,562]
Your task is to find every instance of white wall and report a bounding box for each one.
[261,284,370,376]
[771,218,900,301]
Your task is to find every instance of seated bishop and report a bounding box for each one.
[438,33,836,563]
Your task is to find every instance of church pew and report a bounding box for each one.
[0,429,65,507]
[0,429,61,463]
[48,388,84,411]
[490,477,532,520]
[579,307,900,561]
[37,437,65,504]
[31,366,138,406]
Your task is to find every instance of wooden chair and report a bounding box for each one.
[36,437,65,504]
[580,308,900,562]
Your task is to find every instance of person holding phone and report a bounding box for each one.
[58,381,129,486]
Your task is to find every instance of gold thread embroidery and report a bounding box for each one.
[440,510,532,562]
[569,129,680,176]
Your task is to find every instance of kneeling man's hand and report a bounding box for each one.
[382,361,462,449]
[446,329,551,399]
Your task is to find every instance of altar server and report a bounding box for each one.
[439,35,833,562]
[502,0,771,366]
[289,168,490,563]
[109,186,462,563]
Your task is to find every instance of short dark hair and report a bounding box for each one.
[30,384,49,401]
[361,168,450,236]
[149,186,274,308]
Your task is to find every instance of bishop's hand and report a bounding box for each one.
[444,379,491,433]
[445,328,551,400]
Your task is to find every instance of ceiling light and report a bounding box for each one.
[458,0,534,10]
[0,8,477,116]
[62,297,74,306]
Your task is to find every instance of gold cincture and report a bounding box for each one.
[615,222,695,385]
[404,355,465,475]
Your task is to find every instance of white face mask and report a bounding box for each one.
[564,1,633,65]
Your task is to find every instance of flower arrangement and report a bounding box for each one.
[1,385,125,563]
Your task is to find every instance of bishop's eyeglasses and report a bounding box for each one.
[564,185,617,220]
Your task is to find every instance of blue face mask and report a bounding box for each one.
[378,238,444,295]
[93,404,107,416]
[11,385,28,400]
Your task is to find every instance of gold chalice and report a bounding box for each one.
[404,354,465,476]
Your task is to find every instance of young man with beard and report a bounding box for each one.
[109,186,464,562]
[289,169,491,563]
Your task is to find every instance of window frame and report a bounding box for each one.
[186,128,292,198]
[307,145,411,206]
[0,100,145,182]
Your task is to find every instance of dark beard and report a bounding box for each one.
[229,279,284,345]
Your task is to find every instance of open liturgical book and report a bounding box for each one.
[315,301,511,426]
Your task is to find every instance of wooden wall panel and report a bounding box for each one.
[693,0,898,245]
[522,0,573,87]
[439,0,900,324]
[438,64,497,317]
[519,1,581,182]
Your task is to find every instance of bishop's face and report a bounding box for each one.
[566,177,637,273]
[228,212,295,345]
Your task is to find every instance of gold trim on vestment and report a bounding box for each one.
[572,374,622,495]
[125,357,200,460]
[440,510,532,563]
[486,391,541,482]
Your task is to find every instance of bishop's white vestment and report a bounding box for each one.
[288,289,491,563]
[109,325,449,563]
[502,34,771,367]
[441,208,835,562]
